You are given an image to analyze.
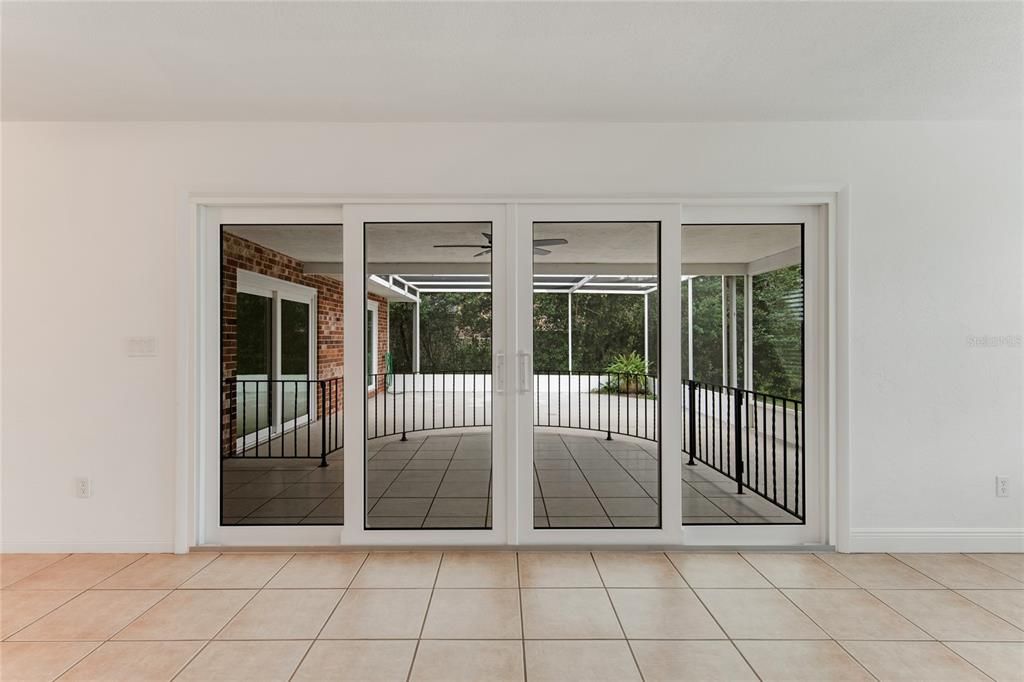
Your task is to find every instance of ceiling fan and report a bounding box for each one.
[433,232,568,257]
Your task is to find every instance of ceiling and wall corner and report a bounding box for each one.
[0,2,1021,552]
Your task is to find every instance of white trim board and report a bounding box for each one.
[2,540,176,553]
[848,528,1024,553]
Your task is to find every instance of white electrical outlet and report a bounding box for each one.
[75,477,92,498]
[996,476,1009,497]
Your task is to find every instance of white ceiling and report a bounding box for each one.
[224,222,800,265]
[3,2,1020,121]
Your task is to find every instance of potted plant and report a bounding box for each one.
[602,351,650,395]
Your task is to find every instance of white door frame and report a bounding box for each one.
[196,204,344,548]
[183,194,843,551]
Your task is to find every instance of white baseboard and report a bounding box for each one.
[848,527,1024,553]
[1,540,175,554]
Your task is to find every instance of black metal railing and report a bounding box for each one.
[683,379,804,520]
[367,371,492,440]
[534,370,658,442]
[365,370,659,443]
[222,377,342,467]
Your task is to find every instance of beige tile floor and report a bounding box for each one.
[1,551,1022,681]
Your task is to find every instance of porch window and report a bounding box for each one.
[235,270,317,445]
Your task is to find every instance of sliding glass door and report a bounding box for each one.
[514,204,683,545]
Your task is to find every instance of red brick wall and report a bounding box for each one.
[221,232,388,456]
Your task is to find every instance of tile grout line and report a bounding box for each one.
[884,554,1024,633]
[2,591,84,643]
[595,432,660,511]
[286,551,371,681]
[47,552,231,680]
[517,552,528,681]
[169,553,297,681]
[961,554,1024,583]
[4,553,154,643]
[662,551,764,682]
[559,434,616,528]
[736,553,880,681]
[589,551,644,681]
[2,554,74,590]
[368,438,428,523]
[418,436,462,529]
[228,456,334,526]
[405,551,444,682]
[532,464,552,528]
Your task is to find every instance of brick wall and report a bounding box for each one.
[221,231,387,456]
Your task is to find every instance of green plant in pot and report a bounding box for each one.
[602,351,650,395]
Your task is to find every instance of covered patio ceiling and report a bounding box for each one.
[224,221,801,298]
[395,273,660,295]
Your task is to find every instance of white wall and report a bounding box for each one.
[2,122,1021,552]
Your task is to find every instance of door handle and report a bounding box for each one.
[517,351,531,394]
[494,353,505,394]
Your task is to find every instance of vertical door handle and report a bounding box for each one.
[517,351,531,394]
[494,352,505,393]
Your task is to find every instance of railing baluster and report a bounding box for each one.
[796,401,802,519]
[686,380,696,465]
[771,396,778,502]
[319,380,327,466]
[240,380,246,458]
[733,387,744,494]
[783,397,789,511]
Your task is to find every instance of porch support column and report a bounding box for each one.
[413,299,421,373]
[567,292,573,373]
[744,274,753,392]
[721,276,728,385]
[729,275,738,387]
[687,278,694,380]
[643,291,649,369]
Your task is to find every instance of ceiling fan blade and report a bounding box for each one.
[473,249,492,258]
[533,247,552,256]
[433,244,488,248]
[532,238,568,247]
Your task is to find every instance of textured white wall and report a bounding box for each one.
[2,122,1021,551]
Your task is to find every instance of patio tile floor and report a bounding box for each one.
[221,429,801,528]
[3,551,1021,681]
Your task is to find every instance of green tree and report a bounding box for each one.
[389,293,492,372]
[752,265,803,400]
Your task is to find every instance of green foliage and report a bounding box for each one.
[570,293,653,372]
[605,350,648,375]
[388,267,802,402]
[685,276,724,384]
[389,293,492,372]
[752,265,803,401]
[600,351,654,395]
[533,293,569,371]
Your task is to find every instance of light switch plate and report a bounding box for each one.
[125,336,158,357]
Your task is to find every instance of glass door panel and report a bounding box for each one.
[364,221,494,530]
[236,291,273,438]
[681,223,806,526]
[531,221,661,529]
[280,298,311,424]
[219,223,340,530]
